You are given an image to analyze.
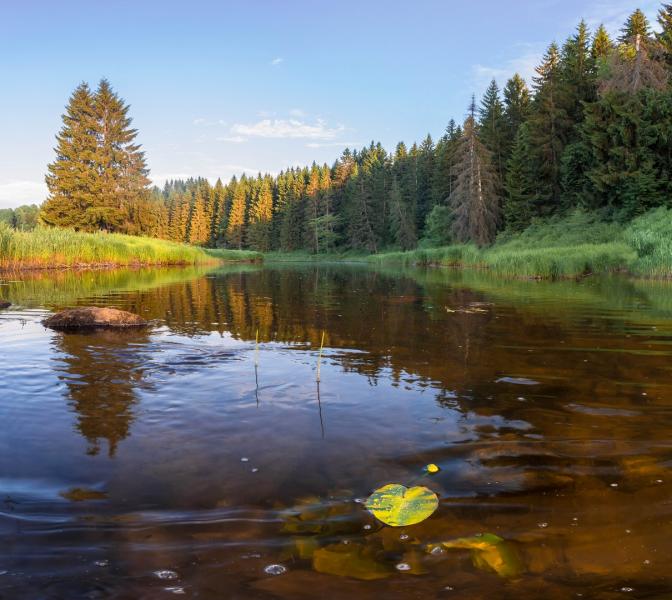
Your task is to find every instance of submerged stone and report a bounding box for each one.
[43,307,148,329]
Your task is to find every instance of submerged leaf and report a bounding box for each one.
[427,533,523,578]
[312,542,392,580]
[59,487,108,502]
[365,484,438,527]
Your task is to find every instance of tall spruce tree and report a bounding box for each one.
[504,123,537,231]
[619,9,651,43]
[479,79,507,181]
[503,74,530,153]
[527,42,571,214]
[42,80,150,232]
[42,83,99,230]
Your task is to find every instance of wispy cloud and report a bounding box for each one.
[231,118,345,140]
[192,118,227,127]
[216,135,247,143]
[270,57,284,66]
[582,0,659,35]
[289,108,305,117]
[0,180,46,208]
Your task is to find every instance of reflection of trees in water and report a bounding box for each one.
[52,328,151,456]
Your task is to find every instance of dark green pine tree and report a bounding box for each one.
[416,134,435,233]
[388,177,417,250]
[479,79,507,181]
[503,74,530,153]
[504,123,537,231]
[42,83,99,230]
[527,42,572,214]
[561,20,597,126]
[580,89,672,219]
[619,9,651,43]
[431,120,460,206]
[344,164,378,252]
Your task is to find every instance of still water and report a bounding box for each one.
[1,264,672,599]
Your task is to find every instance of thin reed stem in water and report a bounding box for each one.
[316,330,325,382]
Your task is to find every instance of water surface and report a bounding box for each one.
[1,265,672,598]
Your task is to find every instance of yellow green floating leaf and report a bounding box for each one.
[427,533,523,578]
[365,483,439,527]
[425,463,440,474]
[312,542,392,580]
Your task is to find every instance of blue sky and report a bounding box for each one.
[0,0,661,208]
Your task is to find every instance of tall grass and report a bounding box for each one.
[369,207,672,279]
[0,225,262,270]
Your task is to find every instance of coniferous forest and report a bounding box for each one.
[40,7,672,254]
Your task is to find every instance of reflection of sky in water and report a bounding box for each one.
[1,266,672,597]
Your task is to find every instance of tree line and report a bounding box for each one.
[42,6,672,250]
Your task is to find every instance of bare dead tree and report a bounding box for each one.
[600,34,669,95]
[448,114,502,246]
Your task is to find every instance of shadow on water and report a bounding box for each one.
[1,264,672,597]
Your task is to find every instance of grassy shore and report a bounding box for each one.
[264,250,369,263]
[368,208,672,279]
[0,225,262,270]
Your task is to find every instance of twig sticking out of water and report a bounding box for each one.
[255,328,259,367]
[316,330,325,383]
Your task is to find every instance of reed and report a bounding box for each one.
[368,207,672,280]
[316,330,326,382]
[0,225,262,270]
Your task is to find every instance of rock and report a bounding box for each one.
[43,307,148,329]
[0,301,10,309]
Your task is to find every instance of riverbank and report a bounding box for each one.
[0,225,262,271]
[368,208,672,280]
[264,250,369,263]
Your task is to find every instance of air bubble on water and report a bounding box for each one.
[395,563,411,571]
[165,587,185,595]
[94,560,109,567]
[430,545,446,555]
[264,564,287,576]
[251,468,259,473]
[353,497,366,504]
[537,522,549,528]
[444,586,454,591]
[240,457,249,462]
[517,397,525,401]
[154,570,178,580]
[399,534,409,540]
[656,479,663,484]
[610,483,619,488]
[643,559,651,565]
[363,524,372,530]
[620,587,634,593]
[625,529,631,534]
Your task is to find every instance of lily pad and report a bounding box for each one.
[427,533,523,578]
[365,484,438,527]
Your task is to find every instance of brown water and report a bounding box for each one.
[1,264,672,599]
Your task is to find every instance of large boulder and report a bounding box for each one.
[43,307,148,329]
[0,301,10,309]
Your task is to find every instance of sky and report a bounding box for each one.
[0,0,662,208]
